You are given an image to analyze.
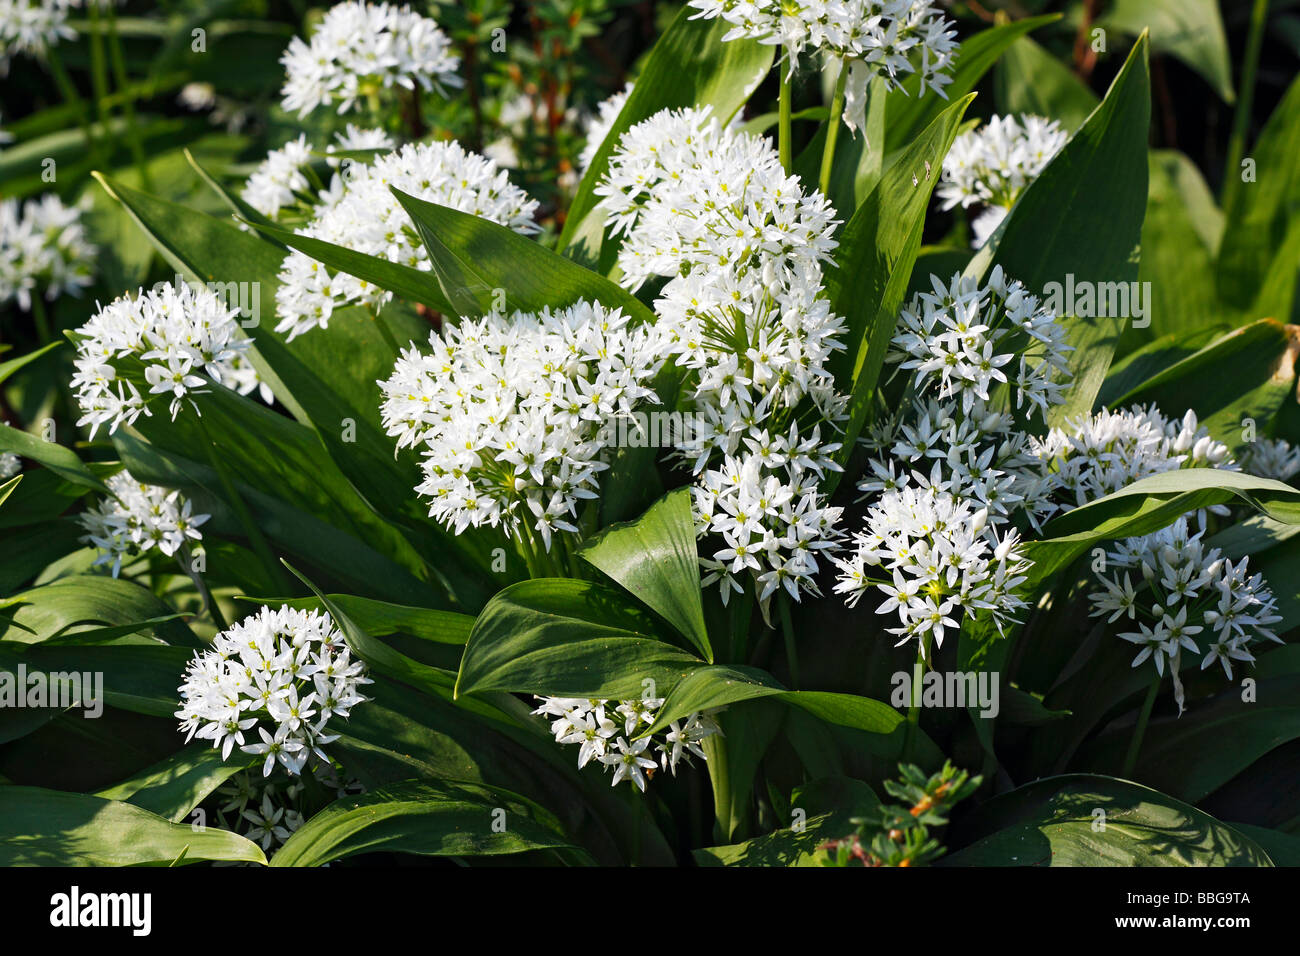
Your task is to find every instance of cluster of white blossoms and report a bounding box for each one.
[0,194,96,311]
[378,302,665,549]
[0,0,76,71]
[859,397,1056,529]
[532,696,720,791]
[213,764,362,854]
[69,282,256,436]
[77,470,209,577]
[176,606,371,776]
[889,267,1072,418]
[279,0,460,118]
[688,0,958,134]
[1090,517,1282,713]
[597,106,849,606]
[1240,437,1300,482]
[577,82,633,173]
[240,126,395,220]
[833,471,1032,652]
[1033,404,1235,516]
[939,114,1068,247]
[274,140,539,340]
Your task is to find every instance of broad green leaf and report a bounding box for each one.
[0,424,107,493]
[455,577,703,700]
[1102,0,1234,103]
[266,593,473,645]
[1107,319,1299,450]
[885,14,1061,151]
[1027,469,1300,589]
[559,5,774,258]
[1077,674,1300,803]
[270,779,578,866]
[2,574,200,648]
[578,488,711,661]
[1229,823,1300,866]
[390,188,656,325]
[96,744,248,822]
[1218,74,1300,310]
[0,640,191,718]
[823,94,975,492]
[994,35,1100,132]
[943,775,1271,867]
[973,34,1151,429]
[0,786,265,866]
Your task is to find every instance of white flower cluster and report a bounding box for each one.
[833,474,1031,652]
[1090,517,1282,713]
[577,82,633,173]
[938,114,1068,247]
[532,696,720,791]
[279,0,460,118]
[69,282,255,436]
[274,140,539,341]
[1034,404,1235,516]
[687,0,958,133]
[1240,437,1300,483]
[694,428,845,605]
[176,606,371,776]
[77,470,209,577]
[378,302,665,549]
[859,397,1056,530]
[889,267,1072,418]
[214,765,363,854]
[597,107,849,606]
[0,194,96,311]
[0,0,76,71]
[240,126,395,220]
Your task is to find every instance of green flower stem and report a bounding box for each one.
[904,633,931,758]
[44,46,96,154]
[196,414,291,596]
[87,1,112,133]
[818,57,849,197]
[778,55,794,174]
[1122,675,1162,779]
[1223,0,1269,210]
[778,591,800,690]
[104,4,150,189]
[181,544,228,631]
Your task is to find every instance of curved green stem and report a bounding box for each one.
[1122,675,1161,779]
[778,592,800,689]
[778,54,793,174]
[818,58,849,197]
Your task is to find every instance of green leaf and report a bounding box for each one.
[558,5,774,258]
[95,744,248,823]
[0,424,107,493]
[943,775,1271,866]
[1102,0,1234,103]
[0,785,266,866]
[269,779,578,866]
[972,34,1151,429]
[264,593,473,645]
[1107,319,1299,450]
[578,488,711,661]
[3,574,201,648]
[822,94,975,492]
[0,341,62,388]
[1218,74,1300,311]
[455,577,702,700]
[389,187,656,325]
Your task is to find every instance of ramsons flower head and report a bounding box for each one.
[0,193,96,311]
[1089,517,1282,713]
[687,1,958,134]
[240,127,396,221]
[939,114,1068,247]
[77,470,209,577]
[888,266,1072,418]
[274,140,539,340]
[176,605,371,776]
[532,695,720,791]
[0,0,77,71]
[69,281,255,437]
[378,301,666,549]
[279,0,461,118]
